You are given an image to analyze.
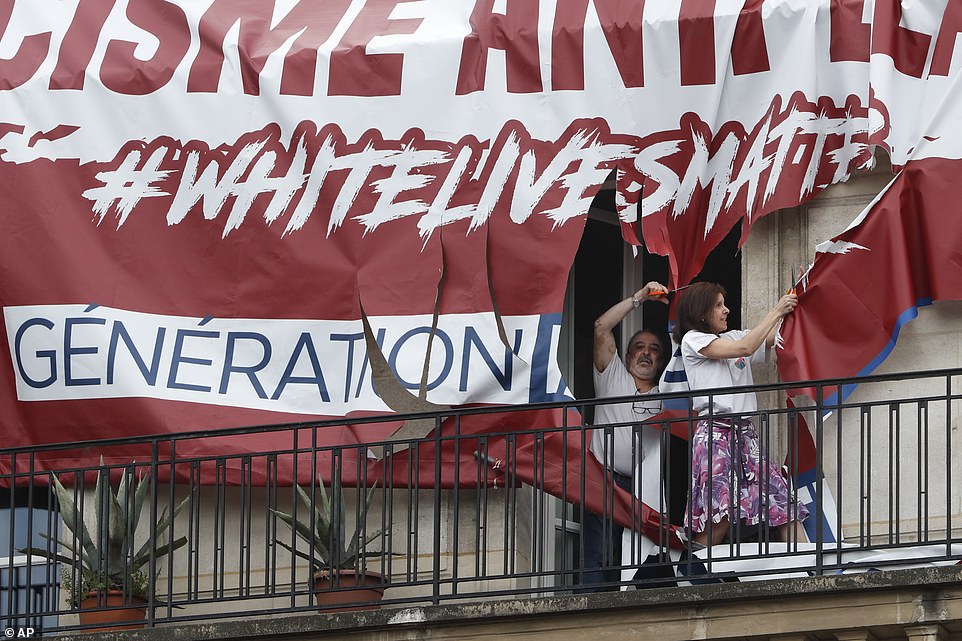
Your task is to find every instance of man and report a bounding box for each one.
[577,281,669,592]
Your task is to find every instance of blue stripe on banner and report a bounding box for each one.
[659,323,692,412]
[824,298,933,407]
[529,313,572,403]
[663,370,688,383]
[796,468,837,543]
[662,397,690,411]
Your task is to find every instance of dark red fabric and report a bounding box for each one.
[778,157,962,400]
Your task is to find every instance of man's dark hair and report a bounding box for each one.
[672,282,726,344]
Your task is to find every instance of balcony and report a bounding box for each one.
[2,368,962,639]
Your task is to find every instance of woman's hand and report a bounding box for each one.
[773,293,798,318]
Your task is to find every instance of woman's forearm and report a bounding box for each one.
[699,294,797,360]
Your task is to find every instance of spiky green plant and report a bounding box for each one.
[272,477,384,574]
[21,463,189,607]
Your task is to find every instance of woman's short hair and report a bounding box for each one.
[673,282,726,344]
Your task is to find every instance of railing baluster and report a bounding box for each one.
[432,416,442,606]
[452,413,461,594]
[947,374,954,556]
[814,383,824,576]
[833,394,842,567]
[918,400,927,543]
[888,403,896,545]
[863,405,872,547]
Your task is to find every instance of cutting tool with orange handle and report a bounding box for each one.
[649,283,693,298]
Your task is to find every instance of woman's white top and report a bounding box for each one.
[680,329,768,416]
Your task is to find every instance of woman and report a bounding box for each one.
[674,282,808,546]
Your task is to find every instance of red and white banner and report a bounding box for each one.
[1,0,961,484]
[777,0,962,400]
[777,156,962,404]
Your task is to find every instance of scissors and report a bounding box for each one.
[648,283,694,298]
[787,267,798,295]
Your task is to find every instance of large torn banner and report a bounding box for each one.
[1,1,961,498]
[773,3,962,403]
[777,156,962,404]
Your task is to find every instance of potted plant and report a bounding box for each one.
[272,477,387,611]
[22,463,189,631]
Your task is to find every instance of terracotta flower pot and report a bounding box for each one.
[78,590,147,632]
[311,569,385,612]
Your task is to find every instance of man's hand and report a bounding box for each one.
[633,281,670,305]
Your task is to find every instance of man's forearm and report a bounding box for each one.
[594,281,668,336]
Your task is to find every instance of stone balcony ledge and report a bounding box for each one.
[69,564,962,641]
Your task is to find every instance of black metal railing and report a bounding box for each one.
[1,368,961,633]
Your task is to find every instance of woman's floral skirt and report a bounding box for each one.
[686,417,809,534]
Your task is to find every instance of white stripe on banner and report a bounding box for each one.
[659,333,692,412]
[4,304,570,415]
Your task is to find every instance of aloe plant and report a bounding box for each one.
[21,463,189,607]
[272,477,384,573]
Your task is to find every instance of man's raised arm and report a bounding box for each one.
[593,281,668,372]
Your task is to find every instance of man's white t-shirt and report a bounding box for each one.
[680,329,768,416]
[591,356,667,574]
[590,357,662,482]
